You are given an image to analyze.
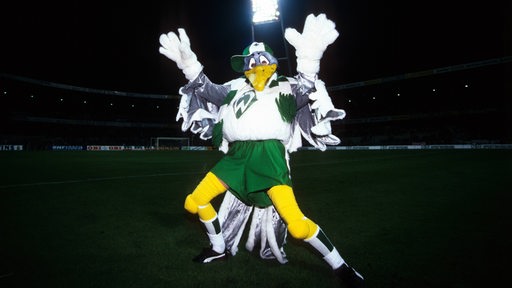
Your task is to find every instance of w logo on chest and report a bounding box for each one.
[233,90,257,118]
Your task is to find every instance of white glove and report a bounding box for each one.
[285,13,339,75]
[159,28,203,81]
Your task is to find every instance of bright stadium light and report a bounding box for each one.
[252,0,280,24]
[249,0,291,74]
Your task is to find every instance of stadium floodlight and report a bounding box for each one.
[251,0,280,25]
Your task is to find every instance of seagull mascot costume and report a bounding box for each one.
[159,13,365,288]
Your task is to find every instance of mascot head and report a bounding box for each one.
[230,42,278,91]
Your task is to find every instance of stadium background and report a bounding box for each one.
[1,58,510,150]
[1,2,511,287]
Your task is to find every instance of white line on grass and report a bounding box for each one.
[1,151,444,189]
[0,272,13,279]
[0,171,203,189]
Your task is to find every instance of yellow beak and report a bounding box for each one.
[244,64,277,91]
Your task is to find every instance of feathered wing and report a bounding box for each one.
[287,77,345,153]
[295,79,345,152]
[176,72,230,140]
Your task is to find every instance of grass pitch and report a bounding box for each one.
[0,149,510,287]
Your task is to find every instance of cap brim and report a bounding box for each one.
[230,55,245,73]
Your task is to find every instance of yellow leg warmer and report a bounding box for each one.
[197,204,216,221]
[267,185,318,239]
[184,172,227,221]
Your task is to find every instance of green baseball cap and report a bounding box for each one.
[230,42,274,72]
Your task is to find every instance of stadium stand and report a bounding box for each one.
[1,58,510,150]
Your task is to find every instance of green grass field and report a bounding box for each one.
[1,149,511,288]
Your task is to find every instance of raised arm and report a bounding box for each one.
[159,28,203,81]
[284,13,339,77]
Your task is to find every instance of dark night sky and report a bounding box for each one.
[0,0,509,95]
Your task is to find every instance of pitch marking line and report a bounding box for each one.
[1,151,443,189]
[0,171,203,189]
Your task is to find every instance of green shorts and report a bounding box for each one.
[210,140,292,207]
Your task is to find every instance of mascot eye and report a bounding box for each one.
[259,55,270,65]
[248,58,256,69]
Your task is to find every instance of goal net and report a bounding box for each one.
[150,137,190,150]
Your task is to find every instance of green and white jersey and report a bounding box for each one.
[178,71,337,153]
[219,74,297,144]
